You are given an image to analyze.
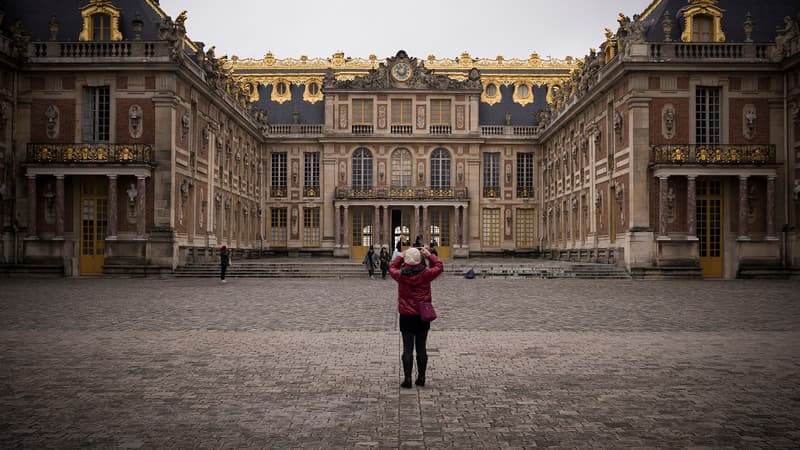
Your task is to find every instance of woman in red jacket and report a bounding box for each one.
[389,246,443,388]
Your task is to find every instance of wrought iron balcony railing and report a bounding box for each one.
[516,187,535,198]
[651,144,776,165]
[27,143,154,164]
[335,185,469,200]
[270,186,287,198]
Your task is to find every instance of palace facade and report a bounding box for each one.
[1,0,798,278]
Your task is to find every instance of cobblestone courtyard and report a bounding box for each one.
[1,276,799,448]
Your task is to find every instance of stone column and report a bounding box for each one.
[343,205,349,247]
[382,205,389,247]
[454,206,461,247]
[136,176,146,238]
[738,176,749,240]
[107,175,117,239]
[334,205,340,247]
[55,175,65,239]
[422,205,429,244]
[414,206,420,242]
[462,205,469,248]
[687,176,697,238]
[658,176,668,238]
[27,175,37,238]
[766,176,776,239]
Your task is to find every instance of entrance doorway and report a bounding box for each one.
[349,207,373,260]
[391,208,412,251]
[428,207,451,259]
[79,178,107,275]
[697,178,723,277]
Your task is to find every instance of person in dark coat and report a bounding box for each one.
[379,246,391,279]
[220,245,231,283]
[362,247,379,279]
[389,246,443,388]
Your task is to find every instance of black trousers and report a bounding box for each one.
[400,314,429,378]
[220,264,228,280]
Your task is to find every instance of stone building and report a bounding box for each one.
[0,0,798,278]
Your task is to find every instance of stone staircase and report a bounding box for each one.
[174,258,631,280]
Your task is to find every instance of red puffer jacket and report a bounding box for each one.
[389,253,444,316]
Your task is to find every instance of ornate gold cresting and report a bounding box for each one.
[229,51,577,106]
[79,0,123,41]
[680,0,726,43]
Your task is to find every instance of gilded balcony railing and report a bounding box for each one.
[270,186,287,197]
[335,185,469,200]
[27,143,154,164]
[303,186,320,197]
[651,144,776,165]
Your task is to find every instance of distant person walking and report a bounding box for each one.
[363,246,379,279]
[379,246,391,279]
[220,245,231,283]
[389,246,443,388]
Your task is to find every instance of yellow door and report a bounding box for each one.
[697,179,723,277]
[349,207,374,260]
[429,208,451,259]
[80,196,107,275]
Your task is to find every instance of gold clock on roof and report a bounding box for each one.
[391,62,411,81]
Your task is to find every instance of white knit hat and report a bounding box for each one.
[404,247,422,266]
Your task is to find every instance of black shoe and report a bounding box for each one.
[401,378,412,389]
[415,377,425,387]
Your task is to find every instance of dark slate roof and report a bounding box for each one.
[1,0,166,41]
[254,84,324,125]
[643,0,800,44]
[479,85,547,126]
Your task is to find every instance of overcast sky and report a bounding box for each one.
[158,0,653,61]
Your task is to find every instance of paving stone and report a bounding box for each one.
[0,277,798,448]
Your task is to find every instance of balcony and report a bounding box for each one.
[390,125,413,135]
[429,125,452,135]
[303,186,320,197]
[270,186,287,198]
[335,185,469,201]
[647,42,771,61]
[517,187,535,198]
[268,124,323,135]
[27,143,154,164]
[29,41,171,61]
[651,144,776,165]
[480,126,539,138]
[352,125,374,135]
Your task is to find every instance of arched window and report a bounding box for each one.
[391,148,412,187]
[352,147,373,188]
[430,148,451,189]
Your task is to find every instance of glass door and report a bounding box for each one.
[697,178,723,277]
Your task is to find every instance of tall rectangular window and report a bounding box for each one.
[482,208,501,247]
[270,207,287,246]
[352,99,373,124]
[83,86,110,142]
[303,207,320,247]
[516,152,534,198]
[391,99,412,124]
[696,86,721,145]
[92,14,111,41]
[271,152,287,197]
[304,151,320,196]
[430,100,451,125]
[483,152,500,197]
[516,208,536,248]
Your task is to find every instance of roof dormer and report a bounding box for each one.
[680,0,725,43]
[79,0,122,42]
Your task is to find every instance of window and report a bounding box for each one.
[430,100,451,125]
[276,82,287,95]
[83,86,110,142]
[351,208,373,247]
[696,86,721,145]
[352,99,373,125]
[352,147,373,188]
[692,14,713,42]
[303,207,320,247]
[517,153,535,197]
[92,14,111,41]
[486,84,497,98]
[391,99,412,125]
[483,152,500,196]
[430,148,451,189]
[482,208,501,247]
[304,152,320,196]
[516,208,536,248]
[270,207,287,246]
[271,152,287,197]
[391,148,413,187]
